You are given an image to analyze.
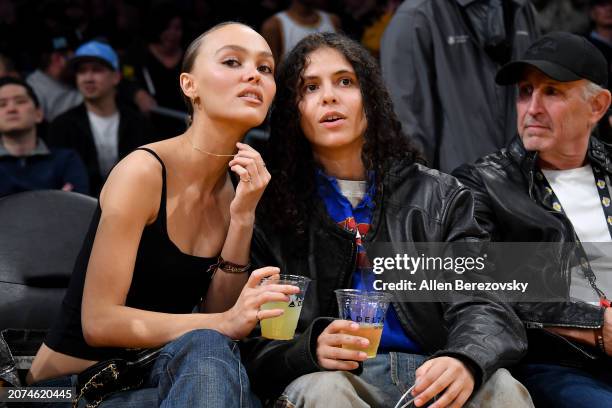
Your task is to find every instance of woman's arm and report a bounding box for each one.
[202,143,271,313]
[81,150,294,348]
[81,151,224,348]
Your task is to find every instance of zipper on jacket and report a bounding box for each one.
[329,177,383,316]
[517,144,609,328]
[532,326,600,360]
[524,321,543,329]
[530,166,600,301]
[327,238,357,316]
[524,320,601,330]
[527,168,536,201]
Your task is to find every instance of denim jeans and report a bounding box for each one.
[278,352,534,408]
[31,329,261,408]
[515,363,612,408]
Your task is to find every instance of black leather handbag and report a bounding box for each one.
[72,347,161,408]
[0,329,47,388]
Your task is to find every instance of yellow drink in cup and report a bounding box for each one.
[335,289,391,358]
[341,324,384,358]
[260,298,303,340]
[259,275,310,340]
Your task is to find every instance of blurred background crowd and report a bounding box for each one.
[0,0,611,197]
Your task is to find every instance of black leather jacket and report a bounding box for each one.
[453,136,611,365]
[242,161,527,399]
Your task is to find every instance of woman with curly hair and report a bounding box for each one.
[242,33,533,408]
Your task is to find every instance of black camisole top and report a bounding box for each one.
[45,148,217,361]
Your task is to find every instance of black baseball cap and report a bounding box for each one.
[495,31,608,87]
[36,29,78,54]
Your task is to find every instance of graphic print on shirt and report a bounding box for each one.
[337,217,371,269]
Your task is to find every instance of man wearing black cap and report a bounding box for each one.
[48,40,149,195]
[25,32,83,122]
[454,32,612,406]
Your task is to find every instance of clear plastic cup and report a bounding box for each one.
[335,289,392,358]
[260,275,310,340]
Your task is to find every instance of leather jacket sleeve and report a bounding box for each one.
[241,227,331,399]
[431,186,528,388]
[240,316,332,399]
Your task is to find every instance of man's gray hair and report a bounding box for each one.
[582,81,605,100]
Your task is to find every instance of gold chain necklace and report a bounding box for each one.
[188,135,236,157]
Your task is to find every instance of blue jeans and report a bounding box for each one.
[32,329,261,408]
[516,363,612,408]
[360,351,427,406]
[279,352,533,408]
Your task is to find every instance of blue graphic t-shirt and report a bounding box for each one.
[316,170,421,353]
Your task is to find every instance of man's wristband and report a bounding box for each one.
[596,326,606,355]
[596,303,610,355]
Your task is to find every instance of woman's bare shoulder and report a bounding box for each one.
[98,148,167,221]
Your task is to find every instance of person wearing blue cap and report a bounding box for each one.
[454,32,612,407]
[47,40,150,195]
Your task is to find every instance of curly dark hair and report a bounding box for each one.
[261,32,424,243]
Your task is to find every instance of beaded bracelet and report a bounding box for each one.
[216,256,251,274]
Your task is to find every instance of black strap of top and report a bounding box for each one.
[135,147,167,226]
[135,147,166,173]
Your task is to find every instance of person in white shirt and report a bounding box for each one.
[454,32,612,408]
[261,0,341,63]
[48,40,149,195]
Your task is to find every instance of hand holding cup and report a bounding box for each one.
[220,267,300,340]
[316,319,370,370]
[259,274,310,340]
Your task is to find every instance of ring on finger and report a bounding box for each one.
[241,175,252,183]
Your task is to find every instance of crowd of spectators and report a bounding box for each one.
[0,0,609,198]
[2,2,612,406]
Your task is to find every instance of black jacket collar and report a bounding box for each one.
[507,135,612,177]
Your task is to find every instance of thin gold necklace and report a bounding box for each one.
[188,135,236,157]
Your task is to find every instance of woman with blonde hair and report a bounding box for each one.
[28,22,296,407]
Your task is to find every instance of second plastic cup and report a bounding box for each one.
[260,274,310,340]
[335,289,392,358]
